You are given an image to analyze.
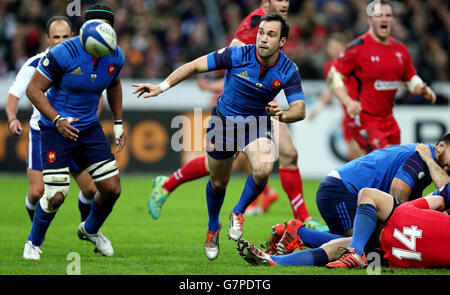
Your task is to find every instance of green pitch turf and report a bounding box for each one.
[0,174,448,275]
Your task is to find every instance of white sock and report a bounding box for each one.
[25,196,36,211]
[78,191,92,204]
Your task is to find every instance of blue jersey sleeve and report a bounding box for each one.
[432,182,449,207]
[395,152,428,190]
[283,71,305,103]
[207,47,234,71]
[37,44,68,81]
[111,46,125,83]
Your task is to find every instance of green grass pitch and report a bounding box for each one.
[0,173,448,275]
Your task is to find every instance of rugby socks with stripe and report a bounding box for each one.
[25,196,36,222]
[28,201,55,246]
[233,174,267,215]
[162,155,209,193]
[297,226,343,248]
[279,168,310,221]
[84,199,113,234]
[206,180,226,233]
[271,248,329,266]
[78,192,92,222]
[349,204,378,256]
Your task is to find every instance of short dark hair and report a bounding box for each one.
[437,133,450,145]
[85,3,114,26]
[46,16,72,35]
[259,13,290,40]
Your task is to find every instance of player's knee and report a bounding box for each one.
[28,186,44,204]
[210,178,229,192]
[279,146,298,168]
[357,188,373,205]
[80,184,97,199]
[40,168,70,213]
[252,164,272,184]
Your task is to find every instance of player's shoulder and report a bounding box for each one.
[23,51,47,69]
[277,51,297,76]
[389,36,410,52]
[110,45,125,64]
[245,7,265,28]
[50,37,82,61]
[344,34,366,52]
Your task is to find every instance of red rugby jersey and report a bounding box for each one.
[233,8,265,45]
[334,32,417,117]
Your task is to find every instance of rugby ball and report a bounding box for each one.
[80,20,117,57]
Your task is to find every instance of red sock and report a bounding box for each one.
[279,167,310,221]
[162,155,209,193]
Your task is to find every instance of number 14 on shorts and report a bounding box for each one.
[392,225,422,261]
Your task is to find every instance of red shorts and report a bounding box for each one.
[350,112,400,153]
[380,199,450,268]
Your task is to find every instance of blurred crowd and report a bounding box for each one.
[0,0,449,84]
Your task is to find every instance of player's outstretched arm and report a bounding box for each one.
[406,76,437,104]
[107,78,126,153]
[133,55,209,99]
[327,66,361,119]
[415,143,450,188]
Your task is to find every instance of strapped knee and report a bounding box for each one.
[40,168,70,213]
[86,159,119,182]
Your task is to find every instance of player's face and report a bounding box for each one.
[437,142,450,175]
[256,20,286,59]
[368,4,395,40]
[266,0,289,17]
[46,20,72,48]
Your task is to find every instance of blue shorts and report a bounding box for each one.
[27,127,81,172]
[316,176,358,234]
[39,121,114,171]
[206,107,273,160]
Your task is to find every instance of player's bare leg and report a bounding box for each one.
[229,138,275,240]
[276,120,328,231]
[346,138,364,161]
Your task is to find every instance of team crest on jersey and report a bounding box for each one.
[43,58,49,67]
[108,64,115,76]
[90,74,98,81]
[256,83,262,88]
[47,151,56,164]
[271,80,282,90]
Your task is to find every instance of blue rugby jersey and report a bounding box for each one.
[206,45,305,117]
[433,182,449,209]
[37,36,125,130]
[336,144,435,199]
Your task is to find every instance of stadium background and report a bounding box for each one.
[0,0,448,176]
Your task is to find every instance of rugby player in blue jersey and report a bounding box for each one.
[23,8,126,260]
[133,14,306,260]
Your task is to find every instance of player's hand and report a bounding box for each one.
[417,83,436,104]
[265,100,284,120]
[8,118,23,136]
[56,117,79,141]
[114,121,126,153]
[345,100,362,119]
[415,143,433,163]
[132,83,162,98]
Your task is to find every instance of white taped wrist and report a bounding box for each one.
[159,81,170,92]
[406,75,424,93]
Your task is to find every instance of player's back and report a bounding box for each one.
[336,144,432,194]
[37,36,124,130]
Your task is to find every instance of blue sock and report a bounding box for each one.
[78,192,92,222]
[28,201,56,246]
[349,204,378,256]
[233,174,266,214]
[206,180,226,233]
[25,196,36,222]
[271,248,329,266]
[84,199,113,234]
[298,226,343,248]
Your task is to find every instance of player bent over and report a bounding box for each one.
[133,14,306,260]
[23,19,126,260]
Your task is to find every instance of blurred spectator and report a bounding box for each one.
[0,0,448,88]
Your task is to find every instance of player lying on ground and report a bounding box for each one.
[133,14,307,260]
[237,183,450,268]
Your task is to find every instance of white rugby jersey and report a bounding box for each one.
[8,50,48,130]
